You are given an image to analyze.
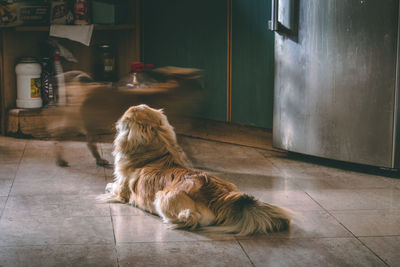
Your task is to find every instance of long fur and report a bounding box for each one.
[98,104,292,235]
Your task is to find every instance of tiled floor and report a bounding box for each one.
[0,135,400,266]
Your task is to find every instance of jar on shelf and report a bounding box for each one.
[74,0,90,25]
[94,43,117,82]
[15,57,42,109]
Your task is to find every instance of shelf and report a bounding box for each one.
[12,24,135,32]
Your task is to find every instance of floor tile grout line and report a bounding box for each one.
[328,208,400,211]
[0,142,27,220]
[0,243,116,248]
[109,207,120,267]
[178,134,282,153]
[305,192,390,266]
[267,157,301,184]
[3,215,115,219]
[100,143,120,267]
[356,234,400,238]
[236,238,256,267]
[234,236,400,242]
[114,239,246,244]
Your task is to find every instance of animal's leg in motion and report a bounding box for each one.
[154,189,202,230]
[55,142,69,167]
[86,136,110,167]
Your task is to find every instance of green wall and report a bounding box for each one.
[231,0,274,128]
[142,0,227,121]
[141,0,274,128]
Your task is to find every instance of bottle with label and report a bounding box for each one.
[15,57,42,109]
[40,57,51,106]
[74,0,90,25]
[94,43,116,82]
[53,53,66,105]
[50,0,68,25]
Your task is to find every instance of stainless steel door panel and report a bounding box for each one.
[273,0,399,167]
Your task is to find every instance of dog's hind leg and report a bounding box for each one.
[154,189,203,230]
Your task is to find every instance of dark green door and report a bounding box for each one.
[231,0,274,128]
[142,0,227,121]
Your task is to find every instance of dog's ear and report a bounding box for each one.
[116,115,135,136]
[114,117,131,152]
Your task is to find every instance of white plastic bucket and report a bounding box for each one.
[15,57,42,108]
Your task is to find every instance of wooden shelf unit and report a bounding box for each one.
[0,1,140,135]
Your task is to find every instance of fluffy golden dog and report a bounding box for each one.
[99,104,292,235]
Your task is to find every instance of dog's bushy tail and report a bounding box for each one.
[204,192,292,235]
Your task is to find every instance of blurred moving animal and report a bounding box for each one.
[51,67,203,167]
[98,104,292,235]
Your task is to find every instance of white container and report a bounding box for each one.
[15,57,42,108]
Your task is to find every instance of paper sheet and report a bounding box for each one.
[49,25,94,46]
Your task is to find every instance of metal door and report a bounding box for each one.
[271,0,399,167]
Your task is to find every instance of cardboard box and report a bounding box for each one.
[0,1,49,27]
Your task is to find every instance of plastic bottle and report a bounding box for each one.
[53,53,66,105]
[127,62,143,88]
[40,57,51,106]
[15,57,42,108]
[125,62,155,88]
[95,44,116,82]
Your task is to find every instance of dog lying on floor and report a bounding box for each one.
[98,104,292,235]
